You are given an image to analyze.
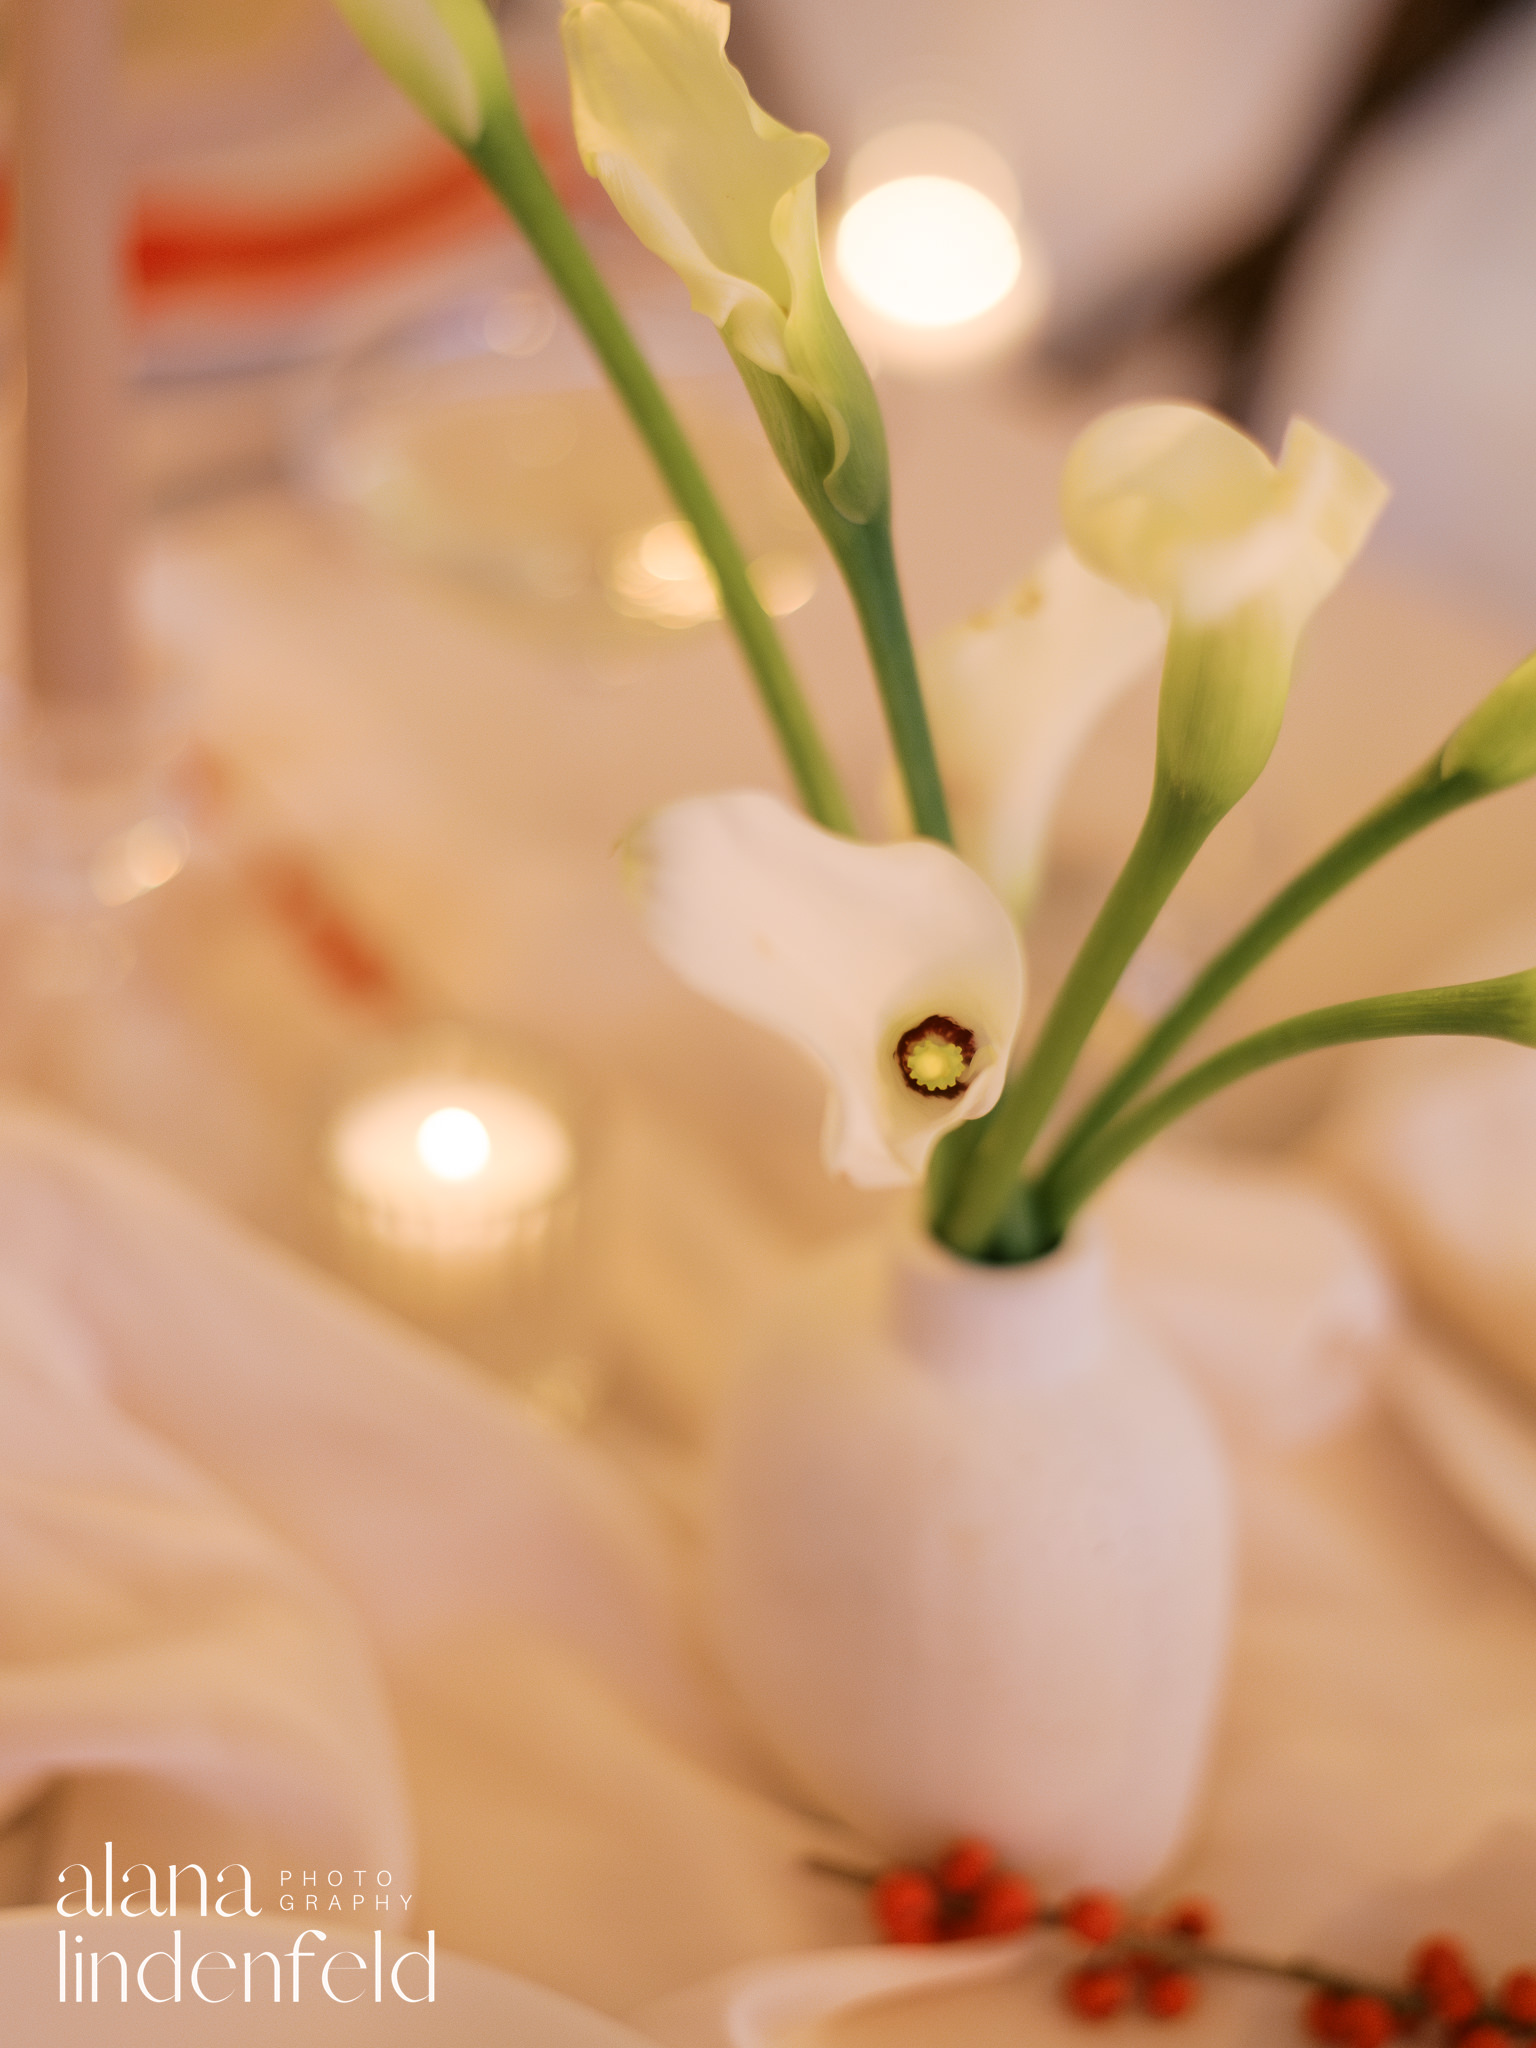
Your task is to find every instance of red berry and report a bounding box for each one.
[1332,1994,1398,2048]
[968,1871,1038,1937]
[1065,1964,1133,2021]
[1409,1936,1469,1991]
[1459,2029,1513,2048]
[1422,1970,1480,2024]
[1443,1983,1482,2025]
[872,1867,940,1944]
[1159,1899,1218,1942]
[1306,1991,1347,2041]
[1308,1990,1392,2043]
[1499,1971,1536,2024]
[1142,1969,1200,2020]
[935,1836,998,1896]
[1065,1891,1126,1945]
[1409,1937,1481,2024]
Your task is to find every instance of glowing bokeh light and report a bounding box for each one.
[835,175,1023,331]
[608,521,816,627]
[609,519,718,627]
[329,1072,574,1261]
[747,548,817,618]
[416,1105,492,1181]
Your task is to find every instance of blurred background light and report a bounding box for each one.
[829,123,1052,375]
[417,1106,492,1182]
[836,176,1023,329]
[607,520,719,630]
[606,520,817,629]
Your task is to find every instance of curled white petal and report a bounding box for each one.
[333,0,504,143]
[1061,404,1387,633]
[562,0,819,358]
[1061,402,1387,813]
[560,0,884,519]
[628,792,1026,1188]
[923,545,1165,915]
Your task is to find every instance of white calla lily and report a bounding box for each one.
[332,0,510,143]
[923,545,1166,916]
[1061,404,1387,815]
[628,791,1026,1188]
[560,0,887,523]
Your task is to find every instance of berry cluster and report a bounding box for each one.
[861,1837,1207,2022]
[871,1836,1037,1944]
[1305,1942,1536,2048]
[1061,1897,1210,2024]
[823,1840,1536,2044]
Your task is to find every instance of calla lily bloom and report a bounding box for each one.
[627,791,1026,1187]
[922,545,1166,916]
[560,0,887,524]
[332,0,511,144]
[1061,404,1387,817]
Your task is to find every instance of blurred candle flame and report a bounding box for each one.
[416,1105,492,1181]
[328,1073,574,1262]
[831,124,1051,374]
[837,176,1022,329]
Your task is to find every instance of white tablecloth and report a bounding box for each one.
[3,345,1536,2043]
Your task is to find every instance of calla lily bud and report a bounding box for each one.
[560,0,888,524]
[626,791,1026,1187]
[1440,649,1536,792]
[1062,404,1387,818]
[922,545,1165,916]
[332,0,511,144]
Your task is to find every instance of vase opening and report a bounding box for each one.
[890,1223,1109,1383]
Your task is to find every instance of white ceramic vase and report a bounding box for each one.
[704,1228,1233,1890]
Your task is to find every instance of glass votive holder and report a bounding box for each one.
[0,668,197,1005]
[315,1022,593,1406]
[303,279,819,667]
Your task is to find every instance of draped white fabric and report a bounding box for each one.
[5,1095,1536,2048]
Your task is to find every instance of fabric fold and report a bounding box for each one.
[0,1263,411,1899]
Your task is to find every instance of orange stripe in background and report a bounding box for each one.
[132,149,498,294]
[0,105,592,301]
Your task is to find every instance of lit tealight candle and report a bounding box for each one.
[417,1105,493,1181]
[831,124,1052,376]
[326,1072,575,1269]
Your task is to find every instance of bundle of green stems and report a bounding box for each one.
[338,0,1536,1264]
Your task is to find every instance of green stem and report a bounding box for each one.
[825,511,952,844]
[726,354,947,845]
[937,781,1214,1259]
[467,104,854,835]
[1039,971,1536,1233]
[1097,1934,1420,2014]
[1039,757,1478,1185]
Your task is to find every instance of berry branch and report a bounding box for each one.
[808,1840,1536,2045]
